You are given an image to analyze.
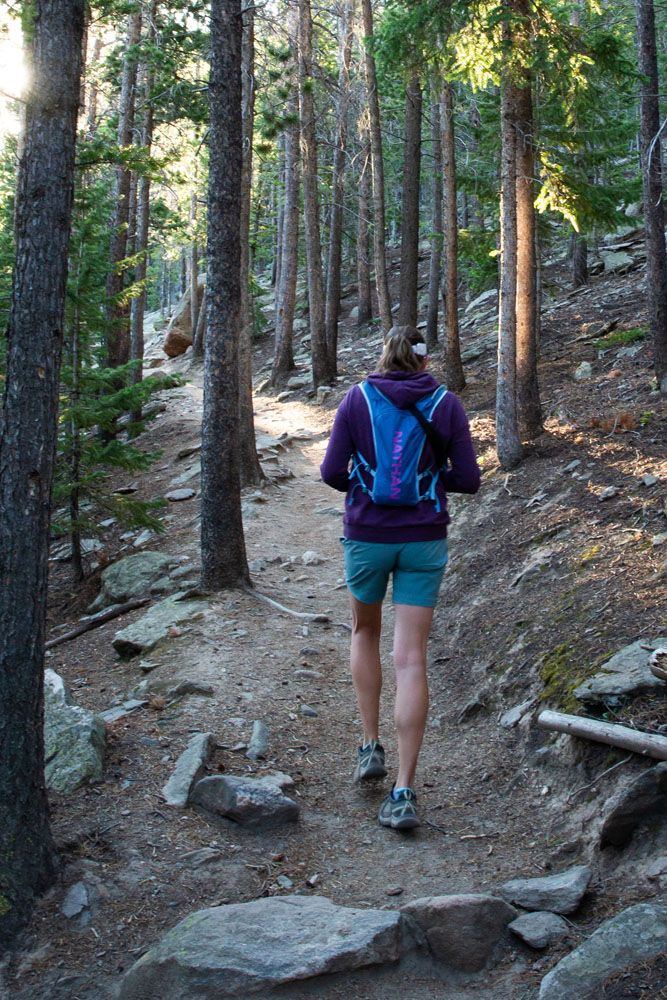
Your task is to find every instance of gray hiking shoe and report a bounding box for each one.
[353,740,387,782]
[378,787,419,830]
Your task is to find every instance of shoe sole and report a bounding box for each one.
[379,813,420,830]
[353,763,387,782]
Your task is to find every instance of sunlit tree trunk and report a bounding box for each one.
[201,0,250,589]
[398,74,422,327]
[441,82,465,391]
[356,131,373,326]
[0,0,85,944]
[361,0,392,332]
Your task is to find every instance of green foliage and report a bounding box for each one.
[593,326,646,350]
[458,228,498,297]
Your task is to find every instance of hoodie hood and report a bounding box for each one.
[366,370,442,409]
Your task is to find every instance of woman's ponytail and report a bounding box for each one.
[377,325,426,374]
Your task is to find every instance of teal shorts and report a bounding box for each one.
[341,538,449,608]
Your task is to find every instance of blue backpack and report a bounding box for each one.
[348,381,448,510]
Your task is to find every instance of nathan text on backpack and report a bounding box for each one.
[348,382,448,509]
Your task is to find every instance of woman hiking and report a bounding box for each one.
[320,326,481,830]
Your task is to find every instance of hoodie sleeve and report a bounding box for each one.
[438,395,481,495]
[320,390,356,492]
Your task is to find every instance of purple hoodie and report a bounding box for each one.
[320,370,481,543]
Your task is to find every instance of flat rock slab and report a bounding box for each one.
[113,596,207,657]
[162,733,214,807]
[44,669,105,793]
[574,637,667,706]
[401,894,517,973]
[190,772,299,826]
[509,912,569,950]
[539,903,667,999]
[119,895,402,999]
[500,866,591,915]
[94,550,177,609]
[600,762,667,848]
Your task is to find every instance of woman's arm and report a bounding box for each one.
[440,396,481,495]
[320,392,356,492]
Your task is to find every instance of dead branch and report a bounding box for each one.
[45,598,150,649]
[537,710,667,762]
[242,584,330,622]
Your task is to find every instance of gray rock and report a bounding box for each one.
[162,733,214,808]
[509,911,569,950]
[539,903,667,999]
[246,720,269,761]
[600,249,634,272]
[500,699,535,729]
[299,704,318,718]
[190,772,299,826]
[574,361,593,381]
[510,548,555,589]
[112,595,208,657]
[98,699,147,724]
[294,668,323,680]
[286,375,310,390]
[94,550,176,608]
[61,882,89,919]
[500,866,591,915]
[574,637,667,706]
[600,762,667,847]
[301,550,324,566]
[180,847,222,868]
[120,895,402,999]
[401,894,516,973]
[44,670,105,793]
[316,386,333,404]
[465,288,497,316]
[165,488,196,502]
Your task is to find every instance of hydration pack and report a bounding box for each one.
[348,381,448,509]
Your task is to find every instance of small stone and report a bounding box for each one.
[652,532,667,547]
[500,699,535,729]
[249,558,266,573]
[509,912,569,950]
[275,875,294,890]
[562,460,581,473]
[301,550,324,566]
[180,847,222,868]
[299,704,318,718]
[306,874,320,887]
[245,720,269,761]
[99,699,147,724]
[276,391,292,402]
[599,485,618,501]
[61,882,89,919]
[642,473,658,487]
[317,386,333,404]
[294,668,323,680]
[574,362,593,380]
[385,886,404,897]
[501,866,591,915]
[162,733,214,808]
[190,772,299,826]
[165,488,196,502]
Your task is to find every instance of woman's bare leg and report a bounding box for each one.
[392,604,434,789]
[350,596,383,743]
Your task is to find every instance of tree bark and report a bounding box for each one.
[201,0,250,589]
[356,132,373,326]
[398,74,422,327]
[324,0,354,364]
[238,2,263,485]
[571,233,588,287]
[106,7,142,369]
[496,36,523,470]
[538,711,667,762]
[635,0,667,393]
[514,68,542,438]
[361,0,392,332]
[441,82,465,391]
[298,0,333,386]
[272,6,300,383]
[0,0,85,944]
[190,189,199,338]
[426,85,443,351]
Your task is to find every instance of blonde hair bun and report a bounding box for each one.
[378,326,426,373]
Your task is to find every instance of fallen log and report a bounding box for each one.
[537,710,667,762]
[46,597,151,649]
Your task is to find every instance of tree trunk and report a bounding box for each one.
[201,0,250,590]
[238,2,263,486]
[190,189,199,338]
[272,7,299,383]
[361,0,392,332]
[85,35,102,137]
[356,133,373,326]
[0,0,84,944]
[515,68,542,438]
[571,233,588,287]
[636,0,667,393]
[441,82,465,391]
[426,85,443,350]
[298,0,333,386]
[324,0,354,364]
[398,74,422,327]
[106,7,142,369]
[496,42,523,470]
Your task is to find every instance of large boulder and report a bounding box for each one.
[93,551,178,609]
[539,903,667,999]
[600,762,667,847]
[574,637,667,706]
[112,595,208,658]
[119,895,403,999]
[401,894,516,973]
[163,275,205,357]
[44,670,105,793]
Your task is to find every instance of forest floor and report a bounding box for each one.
[2,246,667,999]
